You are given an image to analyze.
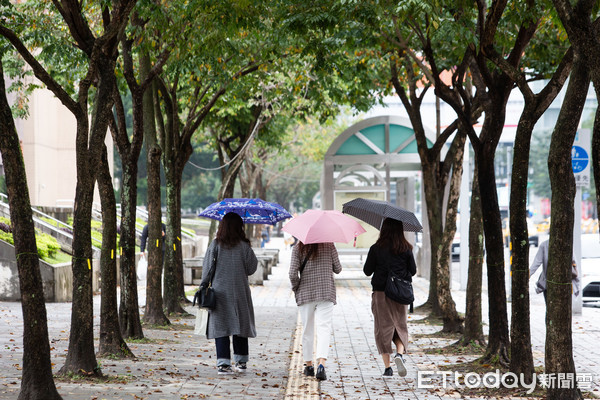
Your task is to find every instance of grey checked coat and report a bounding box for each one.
[202,239,258,339]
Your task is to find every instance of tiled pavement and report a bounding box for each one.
[1,237,600,399]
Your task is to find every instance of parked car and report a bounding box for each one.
[580,234,600,303]
[582,276,600,303]
[452,240,460,262]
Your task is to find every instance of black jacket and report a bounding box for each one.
[140,223,167,253]
[363,244,416,291]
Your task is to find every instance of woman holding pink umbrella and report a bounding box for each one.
[285,209,365,381]
[289,241,342,381]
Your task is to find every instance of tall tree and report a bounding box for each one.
[459,166,485,346]
[412,0,539,364]
[485,37,573,380]
[110,10,170,336]
[0,0,136,375]
[547,57,589,400]
[97,143,132,358]
[141,51,169,326]
[0,56,62,400]
[547,1,600,398]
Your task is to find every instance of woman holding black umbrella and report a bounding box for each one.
[363,218,416,377]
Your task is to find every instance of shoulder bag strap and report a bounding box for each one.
[202,242,219,287]
[299,246,315,275]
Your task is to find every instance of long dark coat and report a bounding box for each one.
[202,239,258,339]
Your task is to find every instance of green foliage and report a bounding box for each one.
[35,230,61,259]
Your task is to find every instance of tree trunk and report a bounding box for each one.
[546,57,588,400]
[508,108,537,382]
[144,143,169,325]
[458,165,485,346]
[142,72,170,327]
[476,117,510,366]
[118,161,144,339]
[97,144,133,358]
[60,54,120,377]
[0,60,62,400]
[159,82,189,315]
[163,167,186,315]
[437,131,466,333]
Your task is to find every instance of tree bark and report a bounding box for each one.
[159,83,188,315]
[508,114,536,380]
[437,130,466,333]
[459,166,486,346]
[476,125,510,366]
[97,144,133,358]
[142,53,170,326]
[163,165,187,314]
[113,39,145,340]
[118,160,144,339]
[59,50,121,376]
[546,57,589,400]
[0,59,62,400]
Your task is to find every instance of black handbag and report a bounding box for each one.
[193,244,219,309]
[384,270,414,305]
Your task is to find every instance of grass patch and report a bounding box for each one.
[44,251,72,265]
[414,330,463,340]
[409,314,443,326]
[169,311,195,319]
[142,322,193,331]
[422,339,486,356]
[54,372,134,384]
[125,337,163,344]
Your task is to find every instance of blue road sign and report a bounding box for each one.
[572,145,589,173]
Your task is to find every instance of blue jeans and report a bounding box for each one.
[215,335,249,366]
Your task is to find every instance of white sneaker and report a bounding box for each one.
[394,353,407,377]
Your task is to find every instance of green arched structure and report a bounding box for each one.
[322,115,435,249]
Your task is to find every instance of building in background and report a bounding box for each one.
[6,77,113,214]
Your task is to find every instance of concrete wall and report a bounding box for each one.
[0,240,72,302]
[1,235,208,302]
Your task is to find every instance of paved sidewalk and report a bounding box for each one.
[1,237,600,399]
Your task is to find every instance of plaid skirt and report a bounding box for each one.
[371,291,409,354]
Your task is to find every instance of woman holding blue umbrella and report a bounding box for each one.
[202,212,258,375]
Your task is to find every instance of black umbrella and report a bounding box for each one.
[342,198,423,232]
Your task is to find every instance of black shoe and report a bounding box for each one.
[315,364,326,381]
[234,362,247,372]
[217,365,234,375]
[383,367,393,376]
[303,365,315,376]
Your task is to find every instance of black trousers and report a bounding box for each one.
[215,335,249,366]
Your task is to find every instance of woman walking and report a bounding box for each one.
[363,218,416,377]
[202,212,258,375]
[289,241,343,381]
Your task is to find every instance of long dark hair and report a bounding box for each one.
[297,241,319,260]
[375,218,412,254]
[216,212,250,247]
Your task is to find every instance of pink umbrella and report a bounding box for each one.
[282,209,366,244]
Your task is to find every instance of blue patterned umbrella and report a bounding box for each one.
[198,198,292,225]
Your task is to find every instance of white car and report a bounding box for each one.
[580,234,600,303]
[582,275,600,303]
